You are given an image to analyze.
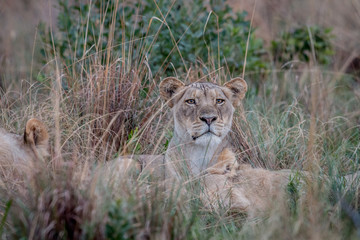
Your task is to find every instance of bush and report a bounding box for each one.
[40,0,268,76]
[271,26,334,67]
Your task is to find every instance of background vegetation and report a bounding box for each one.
[0,0,359,239]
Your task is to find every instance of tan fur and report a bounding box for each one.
[0,118,49,188]
[203,148,290,217]
[101,157,142,187]
[207,148,241,177]
[24,118,49,159]
[202,147,313,217]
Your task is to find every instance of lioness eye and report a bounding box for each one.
[216,99,225,104]
[185,99,196,105]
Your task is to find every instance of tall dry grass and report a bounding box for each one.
[0,0,359,239]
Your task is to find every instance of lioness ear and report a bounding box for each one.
[159,77,185,108]
[223,77,247,106]
[24,118,49,148]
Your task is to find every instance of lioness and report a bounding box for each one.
[0,118,49,187]
[202,148,301,217]
[158,77,359,217]
[159,77,247,178]
[159,77,289,215]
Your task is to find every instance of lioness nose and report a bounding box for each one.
[200,116,217,125]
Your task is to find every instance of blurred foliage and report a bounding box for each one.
[271,26,334,67]
[105,200,135,240]
[39,0,337,85]
[40,0,268,76]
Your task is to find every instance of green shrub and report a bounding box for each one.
[271,26,334,67]
[40,0,268,76]
[105,200,135,240]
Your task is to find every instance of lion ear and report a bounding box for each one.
[24,118,49,148]
[223,77,247,106]
[159,77,185,108]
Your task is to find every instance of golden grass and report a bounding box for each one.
[0,0,359,239]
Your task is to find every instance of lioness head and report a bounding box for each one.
[160,77,247,146]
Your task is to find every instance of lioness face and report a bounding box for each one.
[160,77,247,146]
[173,82,234,145]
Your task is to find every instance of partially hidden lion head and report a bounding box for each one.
[0,118,49,188]
[159,77,247,146]
[0,118,49,163]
